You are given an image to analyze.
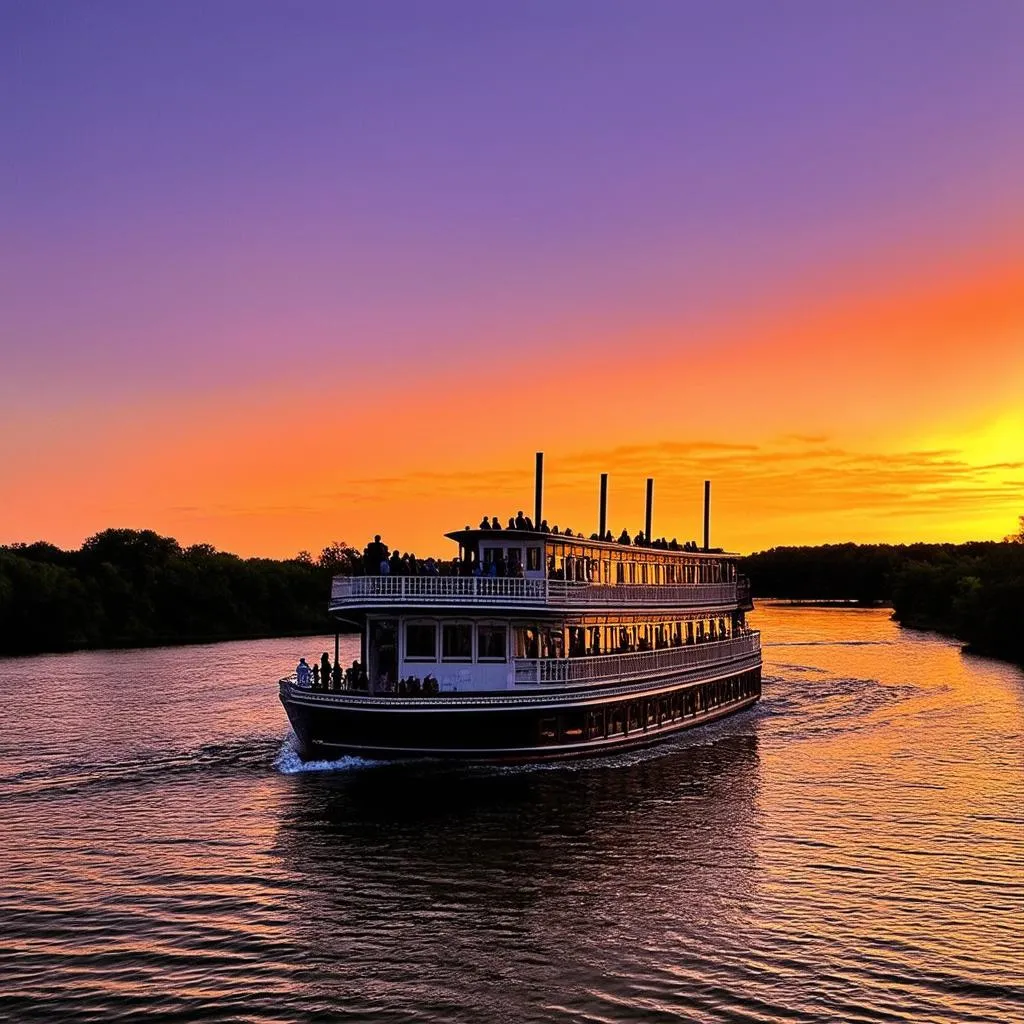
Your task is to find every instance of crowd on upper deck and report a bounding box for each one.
[359,535,526,579]
[353,516,704,580]
[476,512,703,551]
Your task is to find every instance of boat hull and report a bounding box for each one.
[280,664,761,762]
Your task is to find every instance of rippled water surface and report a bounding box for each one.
[2,605,1022,1023]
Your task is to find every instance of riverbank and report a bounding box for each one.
[742,538,1024,668]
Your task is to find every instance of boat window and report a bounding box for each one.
[507,547,522,568]
[559,712,585,741]
[405,623,437,661]
[483,546,501,564]
[478,624,508,661]
[608,705,625,735]
[627,702,641,731]
[442,623,472,661]
[526,547,541,571]
[539,718,557,742]
[516,626,539,658]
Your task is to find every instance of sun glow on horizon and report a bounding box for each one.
[2,4,1023,559]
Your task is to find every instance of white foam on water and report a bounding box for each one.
[274,734,374,774]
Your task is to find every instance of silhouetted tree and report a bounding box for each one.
[0,529,350,656]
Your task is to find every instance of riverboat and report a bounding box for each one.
[279,455,761,761]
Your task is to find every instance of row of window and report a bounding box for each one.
[516,616,738,659]
[402,615,741,663]
[538,670,762,744]
[545,542,735,585]
[472,539,738,586]
[405,621,508,662]
[480,545,543,571]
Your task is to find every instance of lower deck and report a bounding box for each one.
[281,663,761,761]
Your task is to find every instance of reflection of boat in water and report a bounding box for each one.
[274,733,763,892]
[279,455,762,761]
[271,734,763,1018]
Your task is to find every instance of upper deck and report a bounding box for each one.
[332,528,749,614]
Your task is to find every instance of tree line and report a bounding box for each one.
[0,530,362,656]
[740,520,1024,666]
[3,524,1022,666]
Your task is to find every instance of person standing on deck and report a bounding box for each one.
[296,658,311,687]
[320,652,332,690]
[363,535,389,574]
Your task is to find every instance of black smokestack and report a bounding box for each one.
[534,452,544,528]
[599,473,608,538]
[645,478,654,542]
[703,480,711,551]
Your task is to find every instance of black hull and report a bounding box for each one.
[281,664,761,763]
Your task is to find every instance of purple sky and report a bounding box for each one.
[3,1,1022,397]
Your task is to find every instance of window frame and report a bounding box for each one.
[441,621,473,662]
[404,620,438,662]
[477,622,508,662]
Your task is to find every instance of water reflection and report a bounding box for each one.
[272,735,762,1021]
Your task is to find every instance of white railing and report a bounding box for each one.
[329,576,737,609]
[512,631,761,686]
[331,575,549,605]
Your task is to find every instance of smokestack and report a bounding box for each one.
[534,452,544,528]
[645,478,654,542]
[703,480,711,551]
[599,473,608,538]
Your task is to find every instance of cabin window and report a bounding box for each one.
[539,718,557,742]
[516,627,540,659]
[608,705,625,735]
[442,623,472,661]
[483,546,501,564]
[405,623,437,661]
[478,624,508,661]
[559,712,585,742]
[526,547,540,571]
[586,710,605,740]
[627,702,641,731]
[507,547,522,568]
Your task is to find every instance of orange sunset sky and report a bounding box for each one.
[2,4,1022,559]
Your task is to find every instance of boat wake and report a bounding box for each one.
[1,734,284,801]
[273,734,375,774]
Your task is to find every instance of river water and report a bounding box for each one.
[1,604,1021,1023]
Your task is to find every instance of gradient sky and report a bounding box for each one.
[2,1,1022,558]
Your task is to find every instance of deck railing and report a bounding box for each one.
[512,631,761,687]
[329,575,737,609]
